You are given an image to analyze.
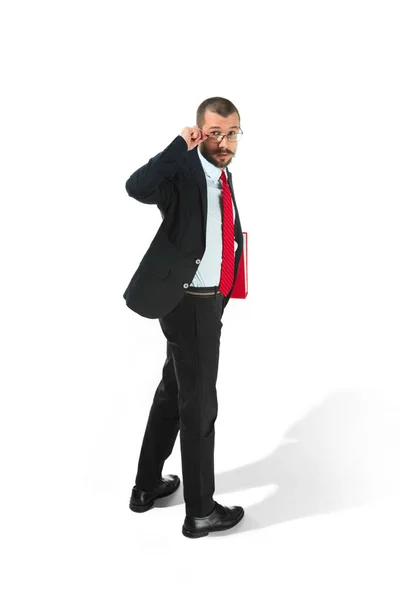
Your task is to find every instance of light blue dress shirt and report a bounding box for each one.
[190,146,238,287]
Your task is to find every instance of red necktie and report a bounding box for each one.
[218,170,235,296]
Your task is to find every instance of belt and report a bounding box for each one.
[186,286,222,297]
[186,291,222,296]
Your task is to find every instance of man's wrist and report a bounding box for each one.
[178,134,189,149]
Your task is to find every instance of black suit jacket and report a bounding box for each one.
[123,134,243,319]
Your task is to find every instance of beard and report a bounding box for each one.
[199,144,235,169]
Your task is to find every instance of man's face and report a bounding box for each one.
[198,109,240,169]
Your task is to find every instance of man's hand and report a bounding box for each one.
[179,126,208,151]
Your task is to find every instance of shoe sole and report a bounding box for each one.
[129,500,154,513]
[129,480,180,513]
[182,508,245,538]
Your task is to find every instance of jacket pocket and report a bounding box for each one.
[140,232,181,279]
[141,255,171,279]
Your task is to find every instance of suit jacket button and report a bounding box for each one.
[183,283,189,289]
[195,259,201,264]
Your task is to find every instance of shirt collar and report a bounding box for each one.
[197,146,228,184]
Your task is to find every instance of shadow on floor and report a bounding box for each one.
[156,388,399,536]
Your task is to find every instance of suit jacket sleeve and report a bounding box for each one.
[125,135,189,209]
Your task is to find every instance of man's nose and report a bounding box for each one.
[219,137,229,149]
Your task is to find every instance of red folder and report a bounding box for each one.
[230,232,248,299]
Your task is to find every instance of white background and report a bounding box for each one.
[1,0,399,598]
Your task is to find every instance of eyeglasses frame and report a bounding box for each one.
[199,128,244,142]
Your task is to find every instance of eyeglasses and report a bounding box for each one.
[201,129,243,142]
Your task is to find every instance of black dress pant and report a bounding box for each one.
[134,286,225,517]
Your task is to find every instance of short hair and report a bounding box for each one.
[196,97,240,129]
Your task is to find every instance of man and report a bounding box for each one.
[124,97,245,538]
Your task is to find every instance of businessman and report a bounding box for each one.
[124,97,245,538]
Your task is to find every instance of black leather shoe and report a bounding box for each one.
[129,474,180,513]
[182,501,244,538]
